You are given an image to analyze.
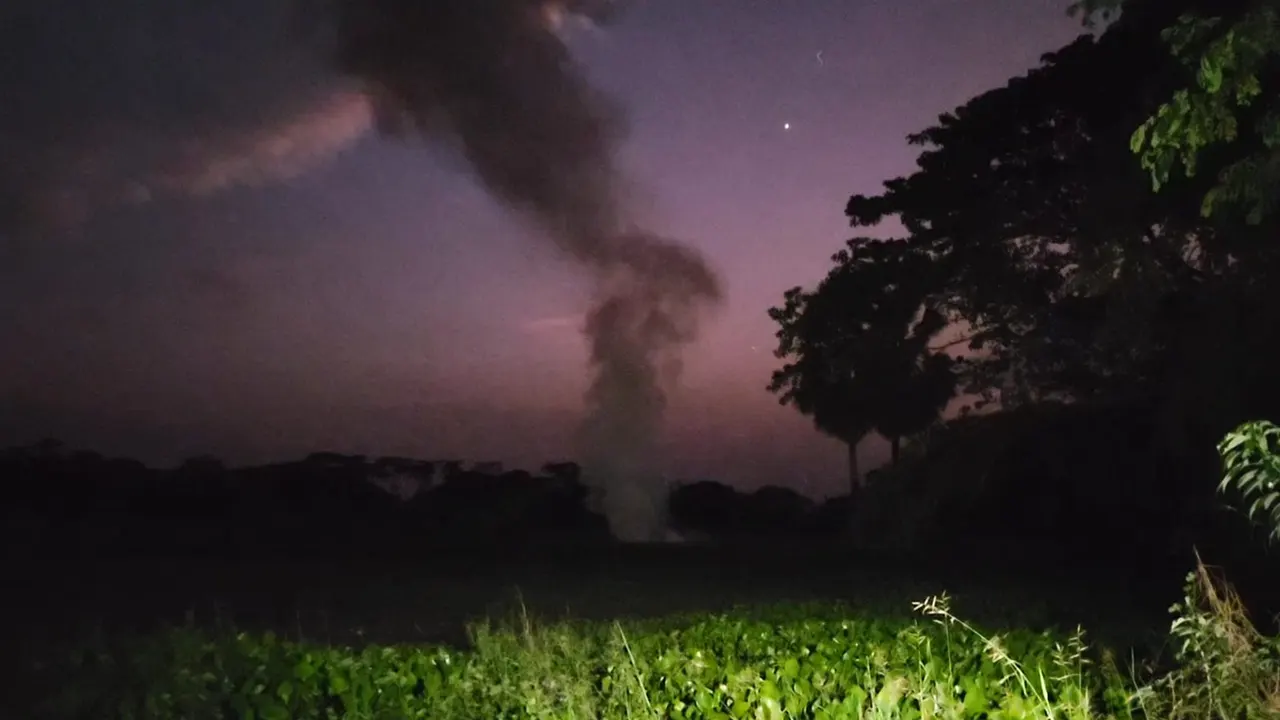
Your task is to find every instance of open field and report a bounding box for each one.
[7,542,1218,719]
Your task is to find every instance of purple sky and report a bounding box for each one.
[0,0,1086,496]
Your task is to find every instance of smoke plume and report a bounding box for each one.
[332,0,723,541]
[2,0,722,541]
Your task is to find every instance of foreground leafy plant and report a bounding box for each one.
[1131,558,1280,719]
[1218,420,1280,542]
[913,593,1128,720]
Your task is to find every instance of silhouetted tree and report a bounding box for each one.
[0,441,621,557]
[842,6,1280,427]
[769,239,957,482]
[769,287,871,492]
[666,480,827,539]
[31,437,64,459]
[830,241,958,464]
[741,486,814,535]
[178,454,224,472]
[541,461,581,487]
[667,480,741,538]
[804,3,1280,565]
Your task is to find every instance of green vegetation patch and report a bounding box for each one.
[38,599,1135,720]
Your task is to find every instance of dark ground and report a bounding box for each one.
[6,541,1198,648]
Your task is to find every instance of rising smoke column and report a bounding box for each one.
[0,0,721,541]
[332,0,723,541]
[579,238,723,540]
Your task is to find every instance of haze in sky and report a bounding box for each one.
[0,0,1087,498]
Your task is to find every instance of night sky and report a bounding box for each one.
[0,0,1086,497]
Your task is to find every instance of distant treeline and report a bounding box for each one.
[0,405,1271,568]
[5,400,1280,587]
[0,440,855,558]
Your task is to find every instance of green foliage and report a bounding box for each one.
[41,602,1133,720]
[44,626,463,720]
[1130,4,1280,223]
[1130,561,1280,719]
[1217,420,1280,541]
[921,563,1280,720]
[1074,0,1280,223]
[913,593,1109,720]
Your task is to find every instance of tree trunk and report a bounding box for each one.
[890,435,901,465]
[846,438,863,494]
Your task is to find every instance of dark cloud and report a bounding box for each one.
[0,0,370,238]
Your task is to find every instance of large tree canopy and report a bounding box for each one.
[844,3,1280,406]
[1074,0,1280,543]
[771,0,1280,492]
